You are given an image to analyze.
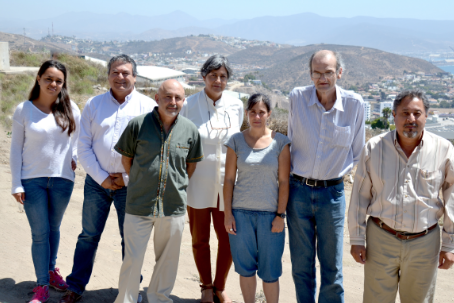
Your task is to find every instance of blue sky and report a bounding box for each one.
[0,0,451,20]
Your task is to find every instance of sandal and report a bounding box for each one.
[213,288,232,303]
[200,284,215,303]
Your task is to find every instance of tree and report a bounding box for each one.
[243,73,256,83]
[382,107,392,129]
[380,91,386,100]
[371,118,386,130]
[440,101,450,108]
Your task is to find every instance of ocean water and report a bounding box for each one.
[439,66,454,75]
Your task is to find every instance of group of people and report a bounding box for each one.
[10,49,454,303]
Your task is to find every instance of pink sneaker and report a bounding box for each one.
[29,285,49,303]
[49,268,69,291]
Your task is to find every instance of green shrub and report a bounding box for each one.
[10,51,49,67]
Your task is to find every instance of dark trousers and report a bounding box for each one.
[187,198,232,290]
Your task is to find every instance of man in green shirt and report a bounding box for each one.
[113,79,203,303]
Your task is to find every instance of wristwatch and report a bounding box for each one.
[276,212,286,219]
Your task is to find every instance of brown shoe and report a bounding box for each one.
[59,290,82,303]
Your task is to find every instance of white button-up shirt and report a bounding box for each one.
[181,90,243,210]
[288,85,365,180]
[348,130,454,253]
[78,89,156,186]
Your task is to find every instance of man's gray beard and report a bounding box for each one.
[403,131,418,138]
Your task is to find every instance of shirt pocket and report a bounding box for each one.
[331,125,352,148]
[417,169,442,199]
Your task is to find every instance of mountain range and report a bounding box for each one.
[1,11,453,53]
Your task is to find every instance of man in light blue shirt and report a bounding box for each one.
[60,54,156,303]
[287,50,365,303]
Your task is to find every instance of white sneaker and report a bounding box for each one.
[137,293,143,303]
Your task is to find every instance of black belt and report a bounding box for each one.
[292,174,343,187]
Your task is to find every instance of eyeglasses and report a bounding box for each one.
[208,110,231,130]
[311,71,336,79]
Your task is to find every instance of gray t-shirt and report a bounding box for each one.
[225,132,291,212]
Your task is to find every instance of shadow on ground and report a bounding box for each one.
[0,279,199,303]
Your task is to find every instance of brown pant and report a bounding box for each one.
[187,200,232,290]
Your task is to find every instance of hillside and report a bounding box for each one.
[229,44,443,91]
[0,32,72,53]
[119,36,239,56]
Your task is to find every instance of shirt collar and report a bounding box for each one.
[109,88,136,105]
[309,85,344,112]
[203,90,223,109]
[392,130,425,148]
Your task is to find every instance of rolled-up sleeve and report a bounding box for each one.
[348,143,373,246]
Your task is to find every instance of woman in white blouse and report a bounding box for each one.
[181,55,243,303]
[10,60,80,303]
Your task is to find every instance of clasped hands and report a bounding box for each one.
[101,173,125,190]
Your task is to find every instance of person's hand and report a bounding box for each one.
[71,160,77,171]
[224,212,236,235]
[12,192,25,204]
[110,173,125,187]
[439,251,454,269]
[351,245,367,264]
[101,176,122,190]
[271,216,285,233]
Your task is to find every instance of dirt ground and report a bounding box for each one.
[0,125,453,303]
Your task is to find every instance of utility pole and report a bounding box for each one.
[52,22,54,37]
[23,28,26,45]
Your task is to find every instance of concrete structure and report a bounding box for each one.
[0,42,39,75]
[364,101,371,121]
[80,56,190,88]
[425,115,454,139]
[373,102,393,117]
[0,42,10,71]
[136,66,186,86]
[80,55,107,67]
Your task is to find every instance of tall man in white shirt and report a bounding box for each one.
[287,50,365,303]
[59,54,156,303]
[348,89,454,303]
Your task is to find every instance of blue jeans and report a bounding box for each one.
[22,177,74,286]
[286,175,345,303]
[229,209,285,283]
[66,174,127,295]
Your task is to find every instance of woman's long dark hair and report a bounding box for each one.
[29,60,76,136]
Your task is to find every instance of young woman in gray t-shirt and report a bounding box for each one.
[224,93,291,303]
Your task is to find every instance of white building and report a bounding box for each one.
[135,66,186,86]
[364,101,371,121]
[373,101,394,122]
[373,102,393,117]
[80,55,107,67]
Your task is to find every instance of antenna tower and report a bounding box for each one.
[23,28,26,45]
[52,23,54,37]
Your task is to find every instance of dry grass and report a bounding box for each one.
[0,52,109,129]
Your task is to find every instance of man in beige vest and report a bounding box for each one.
[348,89,454,303]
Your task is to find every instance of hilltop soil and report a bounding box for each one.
[0,123,453,302]
[229,44,443,92]
[0,32,73,53]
